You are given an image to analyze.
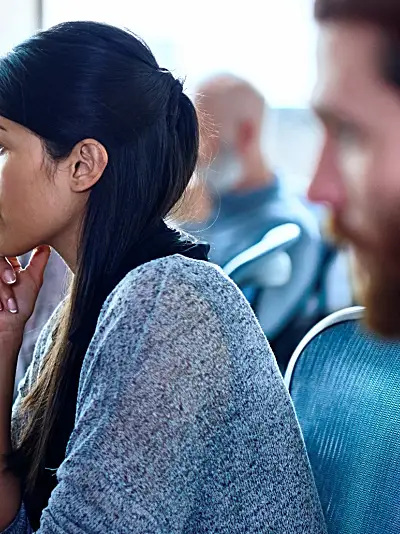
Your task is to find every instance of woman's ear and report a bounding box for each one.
[69,139,108,192]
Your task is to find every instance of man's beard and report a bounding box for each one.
[199,149,243,195]
[363,263,400,338]
[327,212,400,338]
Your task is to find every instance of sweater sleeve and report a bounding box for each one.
[4,260,326,534]
[4,266,233,534]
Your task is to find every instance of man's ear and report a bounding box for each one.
[236,120,255,155]
[69,139,108,192]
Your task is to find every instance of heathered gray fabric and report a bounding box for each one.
[5,255,327,533]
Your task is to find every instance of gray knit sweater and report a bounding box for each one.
[5,255,326,533]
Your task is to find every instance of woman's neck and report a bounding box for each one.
[49,221,81,274]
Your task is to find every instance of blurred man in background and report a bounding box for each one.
[193,74,319,264]
[310,0,400,338]
[186,73,345,369]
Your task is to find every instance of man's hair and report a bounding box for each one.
[315,0,400,88]
[315,0,400,28]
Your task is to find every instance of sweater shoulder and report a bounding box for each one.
[100,254,251,323]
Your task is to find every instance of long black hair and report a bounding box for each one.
[0,21,200,527]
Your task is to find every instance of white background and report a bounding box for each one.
[43,0,318,108]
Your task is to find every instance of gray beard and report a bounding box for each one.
[200,152,243,195]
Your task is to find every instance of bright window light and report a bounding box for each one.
[43,0,318,108]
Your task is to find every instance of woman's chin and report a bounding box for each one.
[0,243,38,259]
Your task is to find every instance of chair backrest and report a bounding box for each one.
[223,222,335,371]
[285,307,400,534]
[223,223,301,288]
[247,224,325,343]
[223,222,324,340]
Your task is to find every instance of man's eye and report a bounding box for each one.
[0,146,6,155]
[334,124,361,145]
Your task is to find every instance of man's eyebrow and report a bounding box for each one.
[312,104,339,125]
[0,124,7,132]
[312,103,359,130]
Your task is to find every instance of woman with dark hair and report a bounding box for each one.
[0,21,326,533]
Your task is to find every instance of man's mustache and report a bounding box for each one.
[324,212,351,249]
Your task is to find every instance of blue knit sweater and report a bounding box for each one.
[5,255,326,533]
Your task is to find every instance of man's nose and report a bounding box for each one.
[308,143,346,210]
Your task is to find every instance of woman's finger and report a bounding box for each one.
[0,280,18,313]
[0,256,18,285]
[25,246,51,289]
[7,256,22,273]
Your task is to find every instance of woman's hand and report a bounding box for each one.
[0,246,51,340]
[0,246,50,530]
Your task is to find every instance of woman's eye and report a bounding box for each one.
[0,146,6,156]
